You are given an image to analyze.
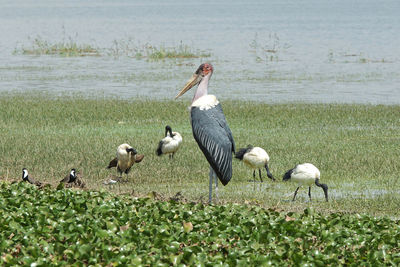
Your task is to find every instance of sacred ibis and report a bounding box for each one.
[283,163,328,202]
[156,125,182,159]
[175,63,235,204]
[235,145,275,183]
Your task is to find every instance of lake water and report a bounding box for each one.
[0,0,399,104]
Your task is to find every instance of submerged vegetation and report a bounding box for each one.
[14,35,211,60]
[14,36,101,57]
[109,39,211,60]
[1,182,400,265]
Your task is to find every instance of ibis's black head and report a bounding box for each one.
[165,125,173,137]
[282,168,294,181]
[175,63,214,99]
[234,145,253,160]
[315,179,329,202]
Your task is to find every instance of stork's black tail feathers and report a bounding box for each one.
[282,168,294,181]
[234,145,253,160]
[156,141,163,156]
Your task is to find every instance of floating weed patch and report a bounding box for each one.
[0,182,399,265]
[109,39,211,60]
[14,36,100,57]
[14,36,211,60]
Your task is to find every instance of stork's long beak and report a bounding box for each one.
[175,74,201,99]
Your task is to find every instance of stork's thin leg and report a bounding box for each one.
[292,187,300,201]
[259,169,263,183]
[215,172,219,204]
[209,166,213,204]
[308,187,312,202]
[253,170,256,190]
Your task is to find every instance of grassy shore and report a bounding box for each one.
[0,94,399,217]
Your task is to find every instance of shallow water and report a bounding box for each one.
[0,0,399,103]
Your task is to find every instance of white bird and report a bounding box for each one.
[283,163,328,202]
[107,143,144,181]
[156,125,182,159]
[235,145,275,183]
[175,63,235,204]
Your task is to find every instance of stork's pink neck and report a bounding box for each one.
[192,74,211,103]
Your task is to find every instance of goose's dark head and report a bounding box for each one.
[127,147,137,155]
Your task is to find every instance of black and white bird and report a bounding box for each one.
[107,143,144,181]
[156,125,182,159]
[60,168,77,184]
[235,145,275,183]
[22,168,42,186]
[175,63,235,204]
[283,163,328,202]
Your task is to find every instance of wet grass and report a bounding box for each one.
[0,94,399,217]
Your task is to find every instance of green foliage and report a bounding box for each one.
[0,182,399,265]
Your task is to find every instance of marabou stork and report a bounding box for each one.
[156,125,182,159]
[175,63,235,204]
[107,143,144,182]
[235,145,275,184]
[22,168,42,186]
[283,163,328,202]
[59,168,77,184]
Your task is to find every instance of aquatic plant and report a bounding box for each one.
[249,32,291,62]
[0,182,399,265]
[109,39,211,60]
[14,35,100,57]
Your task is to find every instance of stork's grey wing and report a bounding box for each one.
[191,104,235,186]
[211,103,235,153]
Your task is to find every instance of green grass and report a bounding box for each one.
[0,94,399,217]
[1,182,400,265]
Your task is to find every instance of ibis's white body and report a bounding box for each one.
[243,147,270,170]
[160,132,182,154]
[290,163,320,186]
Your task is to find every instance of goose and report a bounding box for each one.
[283,163,328,202]
[107,143,144,181]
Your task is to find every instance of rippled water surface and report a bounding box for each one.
[1,0,399,103]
